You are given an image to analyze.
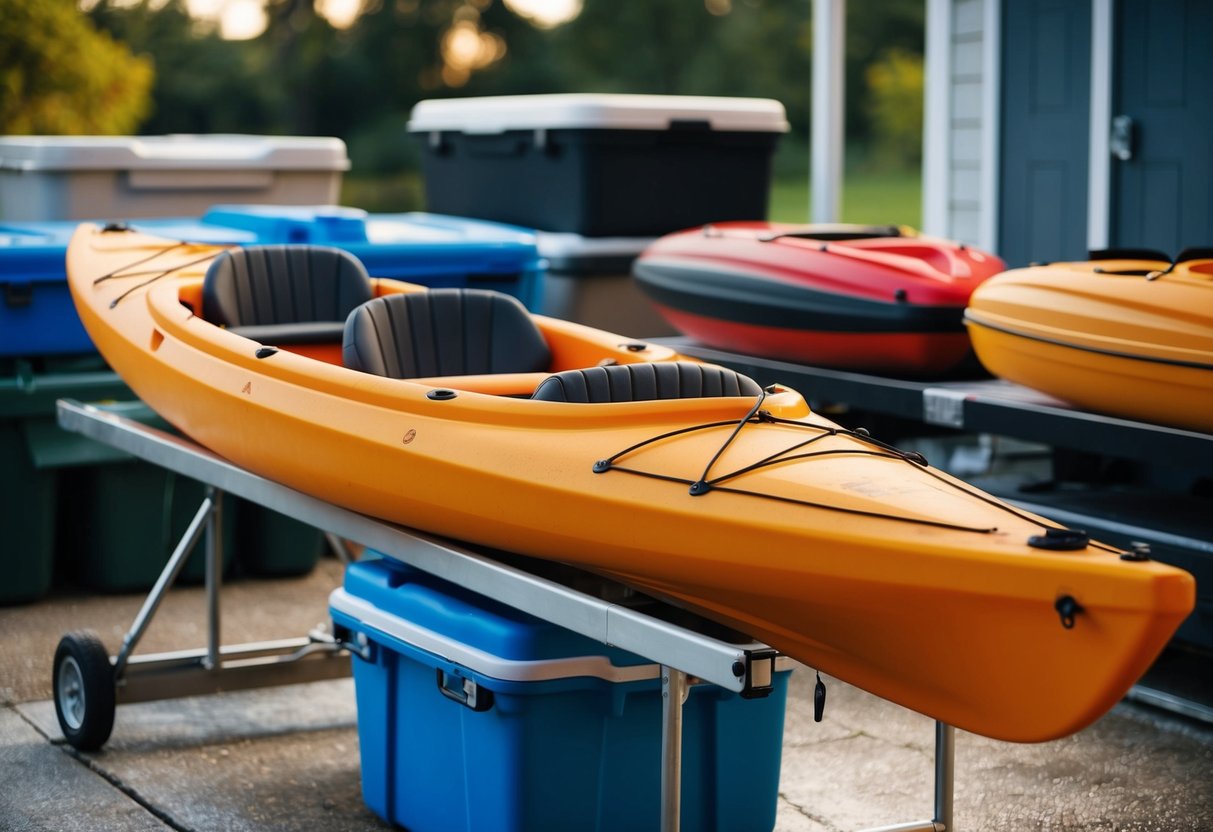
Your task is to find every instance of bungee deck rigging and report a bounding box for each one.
[95,237,233,308]
[592,386,1135,546]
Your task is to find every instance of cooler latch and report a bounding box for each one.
[739,648,779,699]
[332,623,375,662]
[3,282,33,308]
[427,131,451,156]
[437,669,494,712]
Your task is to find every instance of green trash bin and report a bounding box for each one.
[2,361,324,600]
[0,418,57,604]
[61,457,238,592]
[54,400,237,593]
[0,358,135,605]
[235,504,327,578]
[57,400,321,589]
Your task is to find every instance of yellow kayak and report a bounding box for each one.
[965,251,1213,434]
[68,224,1194,743]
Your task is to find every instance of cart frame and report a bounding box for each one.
[54,398,954,832]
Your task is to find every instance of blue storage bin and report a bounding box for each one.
[0,218,257,358]
[329,556,790,832]
[194,205,544,311]
[0,222,94,357]
[0,207,542,358]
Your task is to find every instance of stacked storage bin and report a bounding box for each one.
[330,556,791,832]
[0,134,350,601]
[0,203,543,599]
[0,221,238,598]
[0,134,349,221]
[0,356,136,602]
[407,93,788,338]
[182,204,544,311]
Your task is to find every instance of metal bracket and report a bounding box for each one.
[740,647,779,699]
[923,387,968,429]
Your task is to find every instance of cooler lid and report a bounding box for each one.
[536,231,655,274]
[0,222,81,283]
[408,93,789,134]
[333,558,653,681]
[199,205,538,247]
[195,206,541,273]
[0,135,351,172]
[0,220,254,284]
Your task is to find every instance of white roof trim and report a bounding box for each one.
[978,0,1002,253]
[922,0,953,236]
[811,0,846,223]
[1087,0,1113,251]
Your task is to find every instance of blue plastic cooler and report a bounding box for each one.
[194,205,544,310]
[0,206,542,358]
[0,222,96,357]
[329,556,790,832]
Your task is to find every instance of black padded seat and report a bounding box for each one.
[532,362,763,403]
[202,245,373,342]
[343,289,551,379]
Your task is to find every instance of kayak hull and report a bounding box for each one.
[634,222,1005,374]
[965,256,1213,434]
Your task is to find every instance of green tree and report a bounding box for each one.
[0,0,153,134]
[865,47,924,169]
[86,0,276,134]
[843,0,924,154]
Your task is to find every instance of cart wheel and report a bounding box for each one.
[52,631,116,751]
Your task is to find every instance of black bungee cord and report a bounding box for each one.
[592,386,1130,544]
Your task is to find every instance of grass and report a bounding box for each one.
[342,167,924,229]
[341,172,425,214]
[768,168,922,228]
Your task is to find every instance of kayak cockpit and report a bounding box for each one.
[176,243,696,400]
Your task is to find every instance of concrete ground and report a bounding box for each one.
[2,556,1211,832]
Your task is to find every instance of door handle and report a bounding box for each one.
[1110,115,1134,161]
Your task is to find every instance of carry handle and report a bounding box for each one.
[1089,247,1213,279]
[1174,247,1213,265]
[436,669,494,712]
[754,223,904,243]
[1088,248,1170,263]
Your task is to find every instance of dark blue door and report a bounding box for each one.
[1111,0,1213,254]
[998,0,1093,267]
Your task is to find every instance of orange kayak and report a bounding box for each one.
[67,224,1194,743]
[965,250,1213,434]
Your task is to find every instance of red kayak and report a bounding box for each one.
[634,222,1006,375]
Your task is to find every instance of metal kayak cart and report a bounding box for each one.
[53,398,955,832]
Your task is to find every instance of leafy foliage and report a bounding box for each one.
[86,0,278,134]
[865,48,924,169]
[0,0,152,134]
[6,0,923,207]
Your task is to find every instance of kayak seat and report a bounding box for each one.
[343,289,551,379]
[203,245,373,345]
[532,362,762,403]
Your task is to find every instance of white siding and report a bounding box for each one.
[954,0,984,34]
[924,0,999,248]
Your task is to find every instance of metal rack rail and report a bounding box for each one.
[54,398,955,832]
[669,341,1213,469]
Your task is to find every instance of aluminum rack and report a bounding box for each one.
[55,397,954,832]
[667,340,1213,470]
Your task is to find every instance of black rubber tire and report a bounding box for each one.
[52,631,116,751]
